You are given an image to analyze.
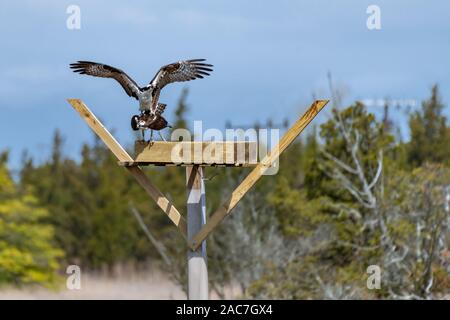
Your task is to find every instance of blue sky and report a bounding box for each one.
[1,1,449,169]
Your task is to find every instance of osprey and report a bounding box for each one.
[131,103,171,141]
[70,59,213,141]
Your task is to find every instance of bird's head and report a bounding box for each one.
[131,115,140,131]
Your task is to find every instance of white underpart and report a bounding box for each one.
[137,89,154,112]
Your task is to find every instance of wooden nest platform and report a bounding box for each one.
[118,141,259,167]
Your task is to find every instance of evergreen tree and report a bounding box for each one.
[172,88,190,131]
[408,85,449,166]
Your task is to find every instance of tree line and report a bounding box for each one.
[0,86,448,298]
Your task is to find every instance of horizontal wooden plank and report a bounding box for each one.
[135,141,258,166]
[118,162,252,167]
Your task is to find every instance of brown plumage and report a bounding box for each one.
[131,103,171,142]
[70,59,213,113]
[71,59,213,141]
[137,109,170,131]
[146,115,169,131]
[70,61,140,99]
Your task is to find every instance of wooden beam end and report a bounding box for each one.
[67,98,82,105]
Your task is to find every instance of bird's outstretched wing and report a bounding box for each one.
[149,59,213,90]
[70,61,141,100]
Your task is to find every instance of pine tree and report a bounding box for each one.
[408,85,449,166]
[172,88,190,131]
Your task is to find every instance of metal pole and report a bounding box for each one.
[186,165,208,299]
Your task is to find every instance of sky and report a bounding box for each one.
[0,1,449,170]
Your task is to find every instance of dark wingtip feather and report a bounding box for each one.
[70,60,99,74]
[77,60,96,64]
[188,58,206,62]
[196,67,213,72]
[196,71,210,76]
[188,59,214,69]
[194,63,213,67]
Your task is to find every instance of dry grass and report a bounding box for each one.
[0,269,185,300]
[0,268,241,300]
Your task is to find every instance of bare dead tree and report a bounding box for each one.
[322,112,450,299]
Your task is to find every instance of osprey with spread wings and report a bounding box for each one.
[70,59,213,141]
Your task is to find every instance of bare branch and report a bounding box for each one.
[129,205,172,267]
[323,151,358,174]
[367,150,383,190]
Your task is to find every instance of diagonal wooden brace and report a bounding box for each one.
[189,100,329,250]
[67,99,187,238]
